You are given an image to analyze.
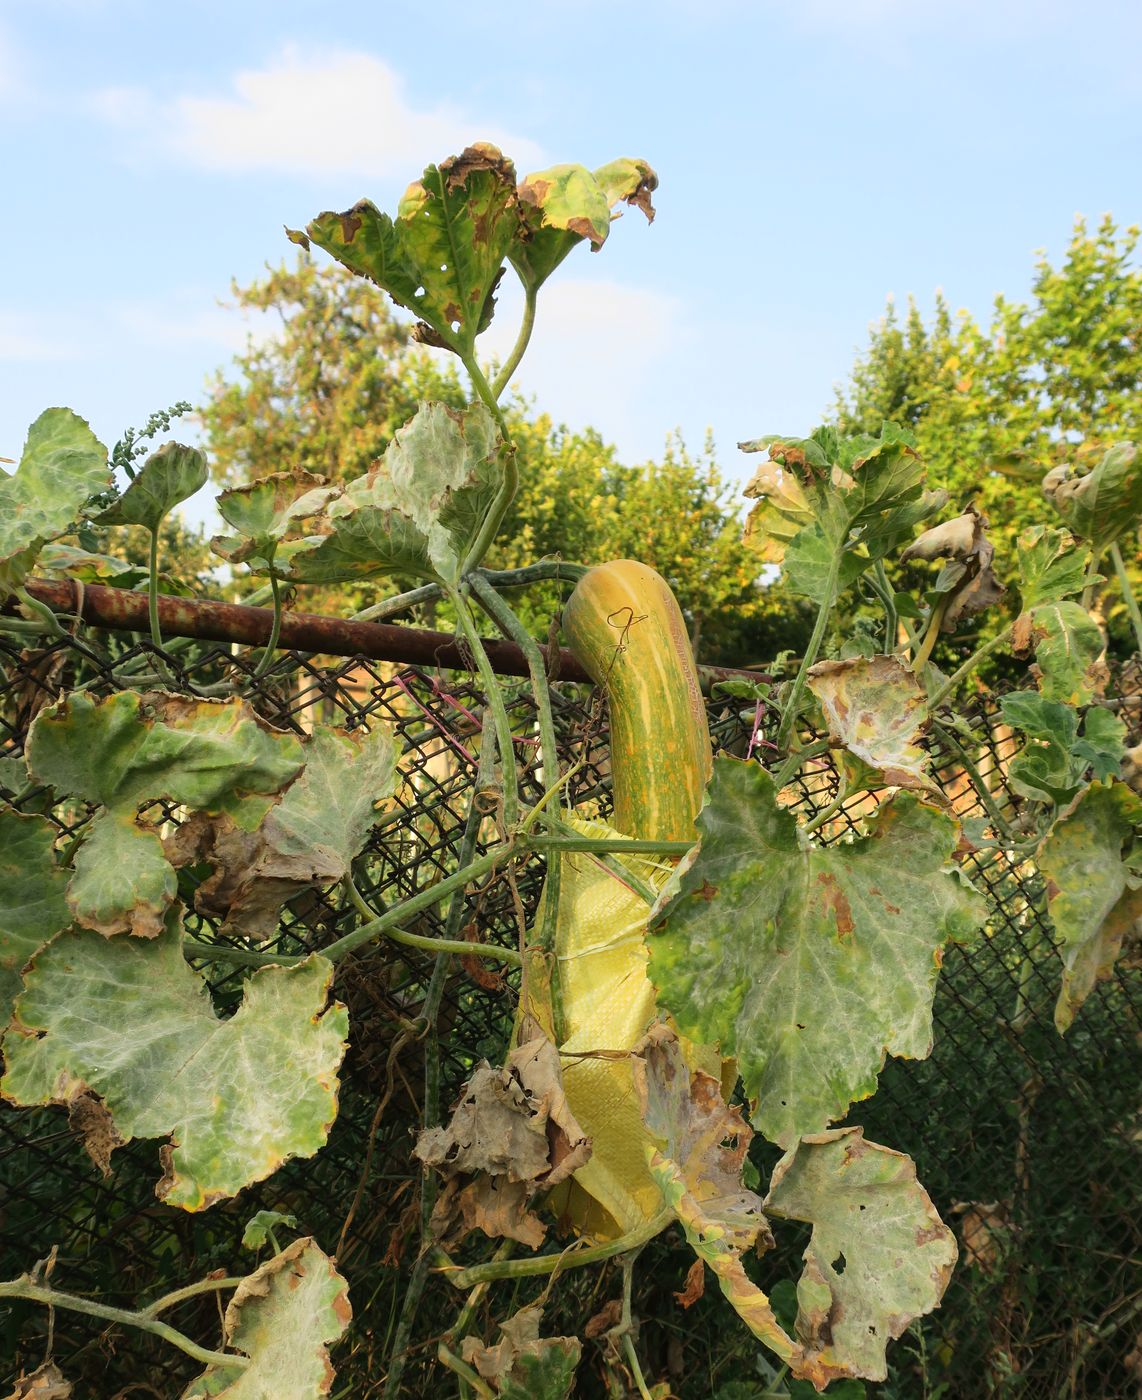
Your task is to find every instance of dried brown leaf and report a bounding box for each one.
[3,1363,72,1399]
[674,1258,706,1309]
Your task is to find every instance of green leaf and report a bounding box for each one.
[1015,525,1090,609]
[26,692,304,938]
[649,759,986,1146]
[460,1306,580,1400]
[763,1127,957,1384]
[95,442,208,533]
[36,542,147,588]
[1072,706,1126,781]
[0,810,70,1027]
[511,159,657,291]
[0,409,110,593]
[1000,693,1124,805]
[169,723,397,940]
[807,655,933,792]
[740,424,946,603]
[286,402,502,587]
[1,914,348,1208]
[634,1027,801,1374]
[1037,779,1142,1032]
[212,471,337,570]
[1015,601,1104,706]
[180,1237,351,1398]
[296,144,520,356]
[1043,442,1142,552]
[241,1209,298,1252]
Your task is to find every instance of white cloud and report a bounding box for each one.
[483,277,682,461]
[93,45,542,178]
[0,312,82,363]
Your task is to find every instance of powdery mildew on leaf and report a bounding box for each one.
[180,1238,351,1398]
[1042,442,1142,553]
[26,691,303,938]
[1013,600,1105,706]
[0,810,70,1027]
[94,442,207,533]
[1015,525,1089,610]
[649,758,986,1146]
[1037,779,1142,1031]
[1,915,348,1209]
[807,655,933,792]
[211,470,338,569]
[764,1127,958,1384]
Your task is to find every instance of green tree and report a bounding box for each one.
[202,255,807,665]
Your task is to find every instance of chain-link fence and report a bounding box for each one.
[0,620,1139,1398]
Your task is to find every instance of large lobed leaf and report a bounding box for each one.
[764,1127,958,1384]
[26,692,304,938]
[649,758,986,1146]
[181,1237,351,1398]
[0,810,70,1028]
[285,401,502,587]
[1043,441,1142,553]
[1037,779,1142,1031]
[1,914,348,1208]
[0,409,110,593]
[1000,692,1124,806]
[1013,600,1105,706]
[211,470,338,569]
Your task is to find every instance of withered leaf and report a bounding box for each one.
[3,1362,72,1399]
[901,504,1006,630]
[67,1091,124,1177]
[674,1258,706,1309]
[461,1306,581,1400]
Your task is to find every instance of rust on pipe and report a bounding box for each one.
[19,578,768,690]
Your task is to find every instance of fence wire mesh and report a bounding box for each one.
[0,624,1139,1399]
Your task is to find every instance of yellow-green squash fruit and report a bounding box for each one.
[561,559,711,842]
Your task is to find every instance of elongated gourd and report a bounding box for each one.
[561,559,711,840]
[551,560,714,1238]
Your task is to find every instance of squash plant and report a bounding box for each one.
[1,142,1140,1398]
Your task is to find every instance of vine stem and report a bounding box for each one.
[141,1275,244,1318]
[146,527,164,650]
[438,1344,495,1398]
[910,592,951,673]
[491,281,538,400]
[1109,542,1142,655]
[448,583,521,830]
[929,716,1017,841]
[770,738,832,790]
[776,550,843,752]
[1081,547,1104,610]
[251,572,283,678]
[459,358,519,577]
[803,793,845,835]
[438,1210,673,1289]
[925,622,1014,713]
[0,1278,247,1371]
[343,871,522,968]
[871,560,898,652]
[523,836,693,857]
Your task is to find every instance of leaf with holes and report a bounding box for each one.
[166,723,396,940]
[649,758,986,1147]
[0,810,70,1028]
[26,692,303,937]
[461,1306,580,1400]
[633,1026,803,1378]
[95,442,208,533]
[1043,442,1142,553]
[0,409,110,593]
[1037,779,1142,1031]
[180,1237,351,1398]
[1,914,348,1208]
[763,1127,957,1384]
[212,470,338,569]
[286,402,502,587]
[807,655,933,792]
[511,158,657,291]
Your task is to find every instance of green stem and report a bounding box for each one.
[771,738,832,790]
[252,573,283,678]
[910,593,950,673]
[1110,542,1142,655]
[183,939,303,969]
[13,587,65,637]
[448,584,520,829]
[344,876,521,968]
[147,527,164,650]
[0,1278,247,1371]
[545,811,660,905]
[491,281,538,401]
[440,1210,673,1289]
[803,793,844,835]
[623,1335,655,1400]
[1081,547,1104,610]
[523,835,692,857]
[460,359,519,576]
[438,1344,495,1398]
[926,622,1014,713]
[776,550,843,752]
[141,1276,244,1318]
[930,717,1016,841]
[872,560,898,652]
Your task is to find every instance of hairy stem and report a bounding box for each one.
[0,1278,246,1371]
[872,559,898,652]
[438,1344,495,1398]
[491,281,538,400]
[771,738,832,790]
[929,717,1016,840]
[251,572,283,678]
[439,1210,673,1289]
[523,835,693,857]
[343,871,522,968]
[926,622,1014,712]
[460,358,519,576]
[776,551,843,751]
[449,584,520,829]
[1110,543,1142,655]
[141,1275,244,1318]
[910,592,950,673]
[147,527,164,650]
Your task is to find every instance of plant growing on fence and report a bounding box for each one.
[0,141,1139,1397]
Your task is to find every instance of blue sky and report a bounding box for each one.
[3,0,1141,528]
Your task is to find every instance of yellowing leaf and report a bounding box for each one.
[807,655,933,792]
[461,1306,580,1400]
[1,914,348,1209]
[764,1127,957,1384]
[181,1238,351,1398]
